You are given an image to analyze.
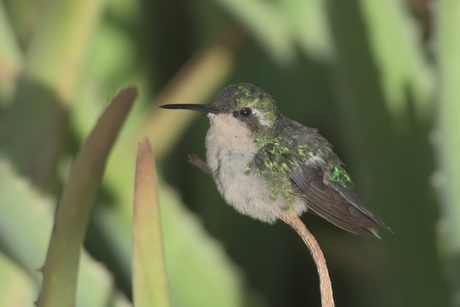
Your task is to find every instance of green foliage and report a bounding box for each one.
[38,87,137,307]
[0,0,456,306]
[133,139,170,307]
[436,1,460,305]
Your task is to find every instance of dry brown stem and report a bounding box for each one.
[280,213,335,307]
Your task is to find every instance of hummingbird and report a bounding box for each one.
[161,83,391,237]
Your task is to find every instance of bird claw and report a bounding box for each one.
[187,153,212,176]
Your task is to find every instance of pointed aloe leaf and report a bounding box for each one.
[38,86,137,307]
[133,139,170,307]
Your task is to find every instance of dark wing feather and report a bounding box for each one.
[329,181,392,232]
[288,158,390,237]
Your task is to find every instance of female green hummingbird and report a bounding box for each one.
[161,83,391,237]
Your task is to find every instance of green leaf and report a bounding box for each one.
[0,1,23,105]
[38,87,137,307]
[358,0,433,124]
[133,139,170,307]
[435,0,460,303]
[0,157,132,307]
[212,0,294,63]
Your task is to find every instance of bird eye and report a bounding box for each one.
[239,107,252,117]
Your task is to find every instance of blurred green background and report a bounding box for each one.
[0,0,458,306]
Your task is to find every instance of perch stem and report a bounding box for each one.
[280,213,335,307]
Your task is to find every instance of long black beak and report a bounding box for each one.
[160,104,223,114]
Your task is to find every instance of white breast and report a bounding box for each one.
[204,114,306,223]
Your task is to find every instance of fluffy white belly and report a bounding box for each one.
[204,114,305,223]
